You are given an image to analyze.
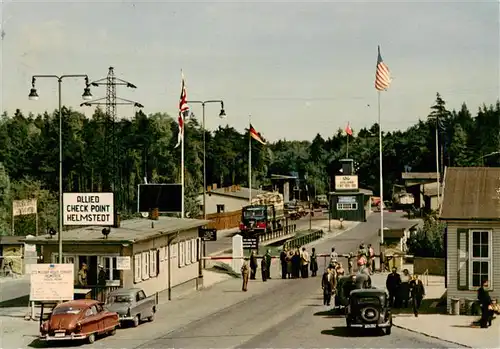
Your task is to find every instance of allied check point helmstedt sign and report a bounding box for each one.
[63,193,114,226]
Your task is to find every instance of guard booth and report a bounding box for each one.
[329,159,369,222]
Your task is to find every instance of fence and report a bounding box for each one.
[283,229,324,250]
[257,224,297,244]
[203,210,241,230]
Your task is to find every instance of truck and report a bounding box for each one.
[391,184,415,210]
[239,192,285,235]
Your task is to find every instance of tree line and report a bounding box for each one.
[0,93,499,236]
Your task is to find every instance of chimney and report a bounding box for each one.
[212,183,217,190]
[113,212,121,228]
[207,185,212,192]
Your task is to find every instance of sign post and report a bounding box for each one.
[12,199,38,236]
[63,193,114,226]
[198,228,217,269]
[334,175,359,191]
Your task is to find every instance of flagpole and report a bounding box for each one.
[378,92,384,247]
[346,134,349,158]
[181,113,185,218]
[248,114,252,204]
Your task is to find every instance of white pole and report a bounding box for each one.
[248,115,252,204]
[181,114,185,218]
[378,92,384,245]
[435,123,440,208]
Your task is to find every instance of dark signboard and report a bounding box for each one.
[198,228,217,242]
[243,237,258,249]
[137,184,182,213]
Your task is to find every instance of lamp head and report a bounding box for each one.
[82,87,93,101]
[219,108,226,118]
[28,88,39,101]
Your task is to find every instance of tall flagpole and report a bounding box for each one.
[378,92,384,246]
[181,114,185,218]
[346,134,349,158]
[248,114,252,204]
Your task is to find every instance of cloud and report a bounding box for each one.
[19,20,66,52]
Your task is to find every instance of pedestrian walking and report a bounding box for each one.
[400,269,411,308]
[321,267,335,306]
[410,274,425,316]
[241,261,250,291]
[250,251,258,280]
[310,247,318,277]
[280,248,287,279]
[386,267,401,307]
[478,278,493,328]
[300,247,309,278]
[264,249,272,279]
[261,256,268,282]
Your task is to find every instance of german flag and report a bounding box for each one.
[249,124,266,145]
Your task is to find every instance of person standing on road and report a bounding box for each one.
[386,267,401,307]
[300,247,310,278]
[330,247,338,265]
[400,269,411,308]
[250,251,258,280]
[280,248,288,279]
[286,250,293,278]
[260,256,268,282]
[264,249,272,279]
[368,244,375,273]
[292,250,301,278]
[410,274,425,317]
[321,267,335,306]
[310,247,318,277]
[478,278,493,328]
[241,261,250,291]
[347,252,354,274]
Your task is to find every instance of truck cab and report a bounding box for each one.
[239,205,272,235]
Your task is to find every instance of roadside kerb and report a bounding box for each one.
[391,323,473,348]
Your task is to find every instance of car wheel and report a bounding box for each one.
[87,333,96,344]
[385,326,392,335]
[133,315,140,327]
[109,327,116,336]
[346,318,351,328]
[148,311,155,322]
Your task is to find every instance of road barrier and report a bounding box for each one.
[203,252,414,261]
[283,229,324,250]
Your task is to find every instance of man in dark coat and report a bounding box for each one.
[280,249,287,279]
[264,250,272,279]
[321,267,336,306]
[409,274,425,317]
[261,256,268,282]
[249,251,258,280]
[478,278,493,328]
[386,267,401,307]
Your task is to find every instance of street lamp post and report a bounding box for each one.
[29,75,93,264]
[186,100,226,220]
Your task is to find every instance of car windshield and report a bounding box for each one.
[52,306,83,315]
[354,296,382,305]
[109,295,132,303]
[243,207,265,218]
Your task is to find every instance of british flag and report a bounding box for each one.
[175,71,190,148]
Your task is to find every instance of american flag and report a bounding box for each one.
[175,71,190,148]
[375,46,391,91]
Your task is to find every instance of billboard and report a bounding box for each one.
[12,199,37,216]
[137,184,182,213]
[63,193,114,226]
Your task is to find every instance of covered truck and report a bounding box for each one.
[239,192,285,235]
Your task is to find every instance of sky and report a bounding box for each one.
[0,0,499,141]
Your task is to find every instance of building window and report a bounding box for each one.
[185,240,192,265]
[149,250,158,278]
[134,254,141,283]
[217,204,225,213]
[469,230,492,288]
[337,203,358,211]
[98,256,119,283]
[141,252,150,280]
[179,241,185,267]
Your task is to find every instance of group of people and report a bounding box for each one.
[386,267,425,316]
[279,246,319,279]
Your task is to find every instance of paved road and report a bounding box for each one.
[0,276,30,306]
[132,213,459,349]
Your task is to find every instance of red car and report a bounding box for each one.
[40,299,119,344]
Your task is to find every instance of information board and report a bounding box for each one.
[335,175,359,190]
[243,237,259,249]
[63,193,114,226]
[12,199,37,216]
[30,264,74,301]
[198,228,217,241]
[116,256,131,270]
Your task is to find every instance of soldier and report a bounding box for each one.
[261,256,268,282]
[241,261,250,291]
[78,263,88,287]
[264,249,272,279]
[250,251,258,280]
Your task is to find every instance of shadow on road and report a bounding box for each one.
[0,294,29,308]
[321,327,384,337]
[314,309,345,318]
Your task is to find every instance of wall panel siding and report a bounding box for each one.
[199,194,250,215]
[446,222,500,313]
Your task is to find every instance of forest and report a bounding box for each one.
[0,93,499,236]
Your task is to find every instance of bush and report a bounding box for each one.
[406,216,445,258]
